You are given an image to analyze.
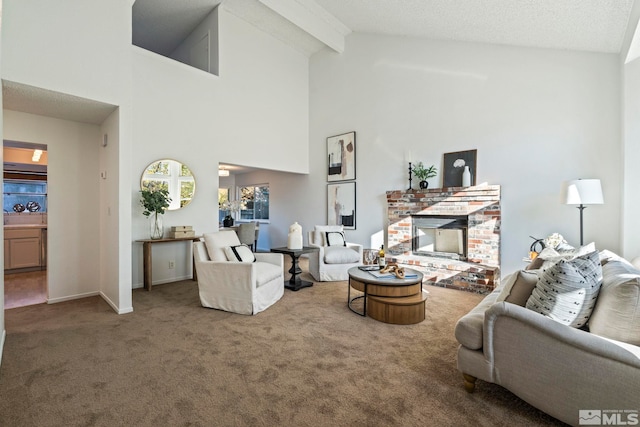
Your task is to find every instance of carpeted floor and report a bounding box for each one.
[0,266,565,426]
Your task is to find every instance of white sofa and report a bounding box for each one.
[307,225,363,281]
[455,250,640,426]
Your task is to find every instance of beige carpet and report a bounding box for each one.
[0,267,564,426]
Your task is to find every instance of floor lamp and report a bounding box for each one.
[563,179,604,246]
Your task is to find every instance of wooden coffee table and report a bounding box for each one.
[348,266,427,325]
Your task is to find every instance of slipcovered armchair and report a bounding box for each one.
[307,225,363,281]
[193,231,284,315]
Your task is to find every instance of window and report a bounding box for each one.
[239,185,269,220]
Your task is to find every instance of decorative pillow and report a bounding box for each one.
[496,270,539,307]
[204,231,240,261]
[588,260,640,345]
[599,249,633,267]
[326,231,346,247]
[313,225,343,246]
[323,246,360,264]
[223,244,256,263]
[526,249,602,328]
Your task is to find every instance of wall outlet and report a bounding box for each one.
[168,261,175,269]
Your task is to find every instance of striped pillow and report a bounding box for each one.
[526,249,602,328]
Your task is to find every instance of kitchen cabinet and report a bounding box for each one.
[4,227,45,270]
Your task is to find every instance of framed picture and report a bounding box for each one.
[443,149,477,187]
[327,131,356,182]
[327,182,356,230]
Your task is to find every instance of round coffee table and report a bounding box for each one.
[347,266,428,325]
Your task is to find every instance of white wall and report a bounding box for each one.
[622,58,640,260]
[1,0,131,107]
[3,110,102,302]
[294,34,622,275]
[1,0,133,312]
[130,6,309,286]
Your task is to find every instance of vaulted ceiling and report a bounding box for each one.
[133,0,637,56]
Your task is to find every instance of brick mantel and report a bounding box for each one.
[386,185,501,292]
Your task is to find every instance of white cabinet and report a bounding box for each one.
[4,228,43,270]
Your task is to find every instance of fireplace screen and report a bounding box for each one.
[412,215,468,260]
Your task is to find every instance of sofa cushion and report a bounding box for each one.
[589,260,640,346]
[255,262,283,287]
[224,245,255,263]
[526,249,602,328]
[323,246,360,264]
[203,231,240,262]
[496,270,539,307]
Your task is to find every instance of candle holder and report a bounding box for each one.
[408,162,413,190]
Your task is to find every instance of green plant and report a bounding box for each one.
[412,162,437,181]
[140,189,171,217]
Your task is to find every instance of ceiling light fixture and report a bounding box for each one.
[32,149,43,162]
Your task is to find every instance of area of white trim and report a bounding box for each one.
[0,329,6,369]
[259,0,351,53]
[47,291,100,304]
[100,292,133,315]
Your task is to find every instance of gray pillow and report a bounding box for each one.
[496,270,539,307]
[526,250,602,328]
[589,260,640,345]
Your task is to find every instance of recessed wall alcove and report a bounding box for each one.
[386,185,501,293]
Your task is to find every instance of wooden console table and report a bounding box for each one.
[135,236,202,291]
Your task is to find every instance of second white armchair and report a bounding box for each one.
[307,225,363,281]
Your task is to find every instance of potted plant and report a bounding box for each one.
[412,162,438,189]
[140,189,171,239]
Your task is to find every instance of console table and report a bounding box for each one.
[135,236,202,291]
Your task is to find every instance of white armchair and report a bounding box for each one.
[307,225,363,281]
[193,231,284,315]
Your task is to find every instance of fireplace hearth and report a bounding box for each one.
[386,185,501,292]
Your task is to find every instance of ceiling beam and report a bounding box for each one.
[258,0,351,53]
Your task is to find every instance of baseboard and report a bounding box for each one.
[133,274,193,290]
[100,292,133,315]
[0,329,6,368]
[47,291,100,304]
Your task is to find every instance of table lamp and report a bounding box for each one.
[563,179,603,246]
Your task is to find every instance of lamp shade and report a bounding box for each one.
[563,179,603,205]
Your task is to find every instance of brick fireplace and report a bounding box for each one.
[386,185,501,292]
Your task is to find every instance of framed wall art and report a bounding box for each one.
[327,131,356,182]
[327,182,356,230]
[443,149,477,187]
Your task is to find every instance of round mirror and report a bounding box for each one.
[140,159,195,210]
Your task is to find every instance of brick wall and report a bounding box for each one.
[386,185,501,293]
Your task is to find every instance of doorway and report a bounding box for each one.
[3,140,48,309]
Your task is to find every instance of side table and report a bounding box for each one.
[270,246,319,291]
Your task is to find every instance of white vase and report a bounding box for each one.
[462,166,471,187]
